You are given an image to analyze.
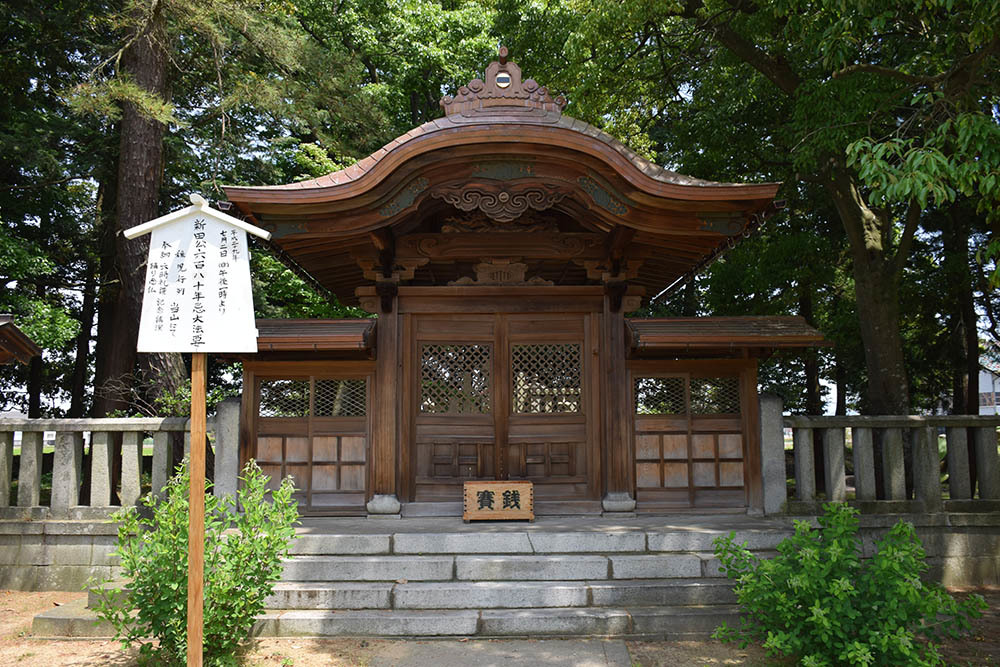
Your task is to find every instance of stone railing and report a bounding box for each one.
[759,395,1000,515]
[0,398,240,520]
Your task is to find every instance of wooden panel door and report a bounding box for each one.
[633,371,748,510]
[255,374,370,515]
[411,315,497,501]
[504,314,594,502]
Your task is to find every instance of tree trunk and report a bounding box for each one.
[27,283,45,418]
[680,278,698,316]
[92,3,168,417]
[27,356,42,418]
[834,350,847,415]
[799,283,822,414]
[824,168,911,415]
[69,256,98,418]
[139,352,188,414]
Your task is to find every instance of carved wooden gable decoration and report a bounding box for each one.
[441,46,566,116]
[223,48,782,305]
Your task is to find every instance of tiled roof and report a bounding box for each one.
[627,316,827,350]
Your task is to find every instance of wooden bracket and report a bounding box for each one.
[369,228,395,279]
[375,281,398,314]
[605,280,628,313]
[604,225,635,277]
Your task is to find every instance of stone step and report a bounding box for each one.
[257,609,480,637]
[283,528,791,556]
[281,555,454,581]
[266,582,394,609]
[290,534,391,555]
[397,581,591,609]
[280,553,721,582]
[456,555,609,580]
[86,578,736,611]
[588,579,735,607]
[35,598,740,639]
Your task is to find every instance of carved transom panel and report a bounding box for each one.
[439,210,558,234]
[431,182,570,223]
[449,259,554,287]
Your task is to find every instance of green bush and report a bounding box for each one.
[713,502,985,666]
[93,460,298,665]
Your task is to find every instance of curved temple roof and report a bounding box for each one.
[224,48,781,305]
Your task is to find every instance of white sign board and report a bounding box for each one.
[127,196,271,353]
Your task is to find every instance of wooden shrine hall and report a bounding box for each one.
[223,49,824,517]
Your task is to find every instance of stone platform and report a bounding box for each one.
[34,513,792,639]
[29,512,1000,639]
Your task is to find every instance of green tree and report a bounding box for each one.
[498,0,999,413]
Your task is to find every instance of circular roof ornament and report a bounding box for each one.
[496,71,511,88]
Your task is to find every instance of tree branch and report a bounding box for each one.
[832,63,943,85]
[710,23,801,95]
[892,198,921,280]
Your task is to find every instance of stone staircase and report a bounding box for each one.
[34,516,795,639]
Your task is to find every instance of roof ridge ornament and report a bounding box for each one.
[440,46,567,116]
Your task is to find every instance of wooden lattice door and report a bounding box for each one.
[255,374,370,515]
[408,313,596,504]
[411,316,497,501]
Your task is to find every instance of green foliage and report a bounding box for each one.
[93,460,299,665]
[713,503,985,665]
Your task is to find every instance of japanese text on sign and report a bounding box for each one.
[137,214,257,353]
[463,481,533,521]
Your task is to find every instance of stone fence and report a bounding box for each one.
[0,398,241,521]
[759,395,1000,515]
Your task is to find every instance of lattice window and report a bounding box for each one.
[259,379,310,417]
[511,343,581,414]
[691,377,740,414]
[314,379,367,417]
[420,344,492,414]
[635,377,686,415]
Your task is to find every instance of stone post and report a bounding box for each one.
[50,431,83,512]
[213,397,241,500]
[90,432,114,506]
[881,428,906,500]
[913,426,942,511]
[822,428,846,502]
[758,394,786,515]
[974,427,1000,500]
[152,431,172,496]
[121,432,143,507]
[792,427,815,501]
[0,431,12,507]
[945,427,972,500]
[851,427,876,501]
[16,431,43,506]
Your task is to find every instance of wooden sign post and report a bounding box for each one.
[125,194,270,666]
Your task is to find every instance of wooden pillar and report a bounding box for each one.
[367,282,401,515]
[601,284,635,512]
